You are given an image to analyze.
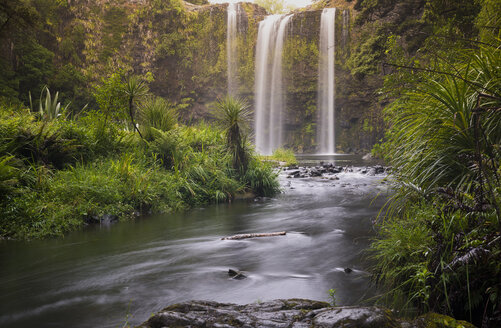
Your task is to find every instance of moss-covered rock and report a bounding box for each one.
[136,299,477,328]
[408,312,477,328]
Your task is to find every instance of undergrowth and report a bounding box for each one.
[370,46,501,327]
[0,103,279,240]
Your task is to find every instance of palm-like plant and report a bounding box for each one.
[213,96,252,173]
[30,86,70,121]
[139,97,178,140]
[385,46,500,219]
[122,76,148,138]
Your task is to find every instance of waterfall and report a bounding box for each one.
[342,9,349,48]
[227,3,238,95]
[254,15,292,155]
[317,8,336,155]
[255,15,281,156]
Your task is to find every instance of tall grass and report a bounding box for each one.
[259,148,298,166]
[0,155,19,198]
[242,159,280,197]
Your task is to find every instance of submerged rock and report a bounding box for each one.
[228,269,247,280]
[84,214,118,226]
[309,168,323,177]
[136,299,476,328]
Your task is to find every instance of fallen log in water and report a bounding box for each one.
[221,231,286,240]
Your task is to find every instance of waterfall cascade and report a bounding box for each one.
[227,3,239,96]
[342,9,349,48]
[254,15,292,155]
[317,8,336,155]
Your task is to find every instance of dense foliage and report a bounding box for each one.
[255,0,294,14]
[0,0,282,240]
[0,81,279,240]
[369,0,501,326]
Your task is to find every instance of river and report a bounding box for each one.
[0,155,389,328]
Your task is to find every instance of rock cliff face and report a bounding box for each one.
[135,299,476,328]
[51,0,391,153]
[64,0,264,119]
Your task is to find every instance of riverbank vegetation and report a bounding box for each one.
[369,0,501,325]
[259,148,298,167]
[0,79,279,240]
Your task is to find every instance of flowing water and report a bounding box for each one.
[0,157,388,328]
[317,8,337,155]
[342,9,350,48]
[255,15,291,155]
[227,3,238,96]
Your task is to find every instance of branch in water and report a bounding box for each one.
[221,231,287,240]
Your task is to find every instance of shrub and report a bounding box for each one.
[139,97,178,140]
[212,96,252,173]
[242,160,280,197]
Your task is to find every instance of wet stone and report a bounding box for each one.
[137,299,471,328]
[313,306,396,328]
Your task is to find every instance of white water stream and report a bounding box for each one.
[342,9,349,48]
[317,8,336,155]
[227,3,238,95]
[254,15,292,155]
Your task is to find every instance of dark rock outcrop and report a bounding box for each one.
[136,299,476,328]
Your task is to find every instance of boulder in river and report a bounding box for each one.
[309,168,323,177]
[374,165,385,174]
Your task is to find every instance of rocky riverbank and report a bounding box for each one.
[136,299,475,328]
[284,164,389,179]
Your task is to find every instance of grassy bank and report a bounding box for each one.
[0,99,279,240]
[258,148,298,167]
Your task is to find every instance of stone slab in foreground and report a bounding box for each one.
[136,299,476,328]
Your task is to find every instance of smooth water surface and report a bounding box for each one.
[0,159,389,327]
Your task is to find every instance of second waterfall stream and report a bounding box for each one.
[317,8,337,155]
[254,14,292,155]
